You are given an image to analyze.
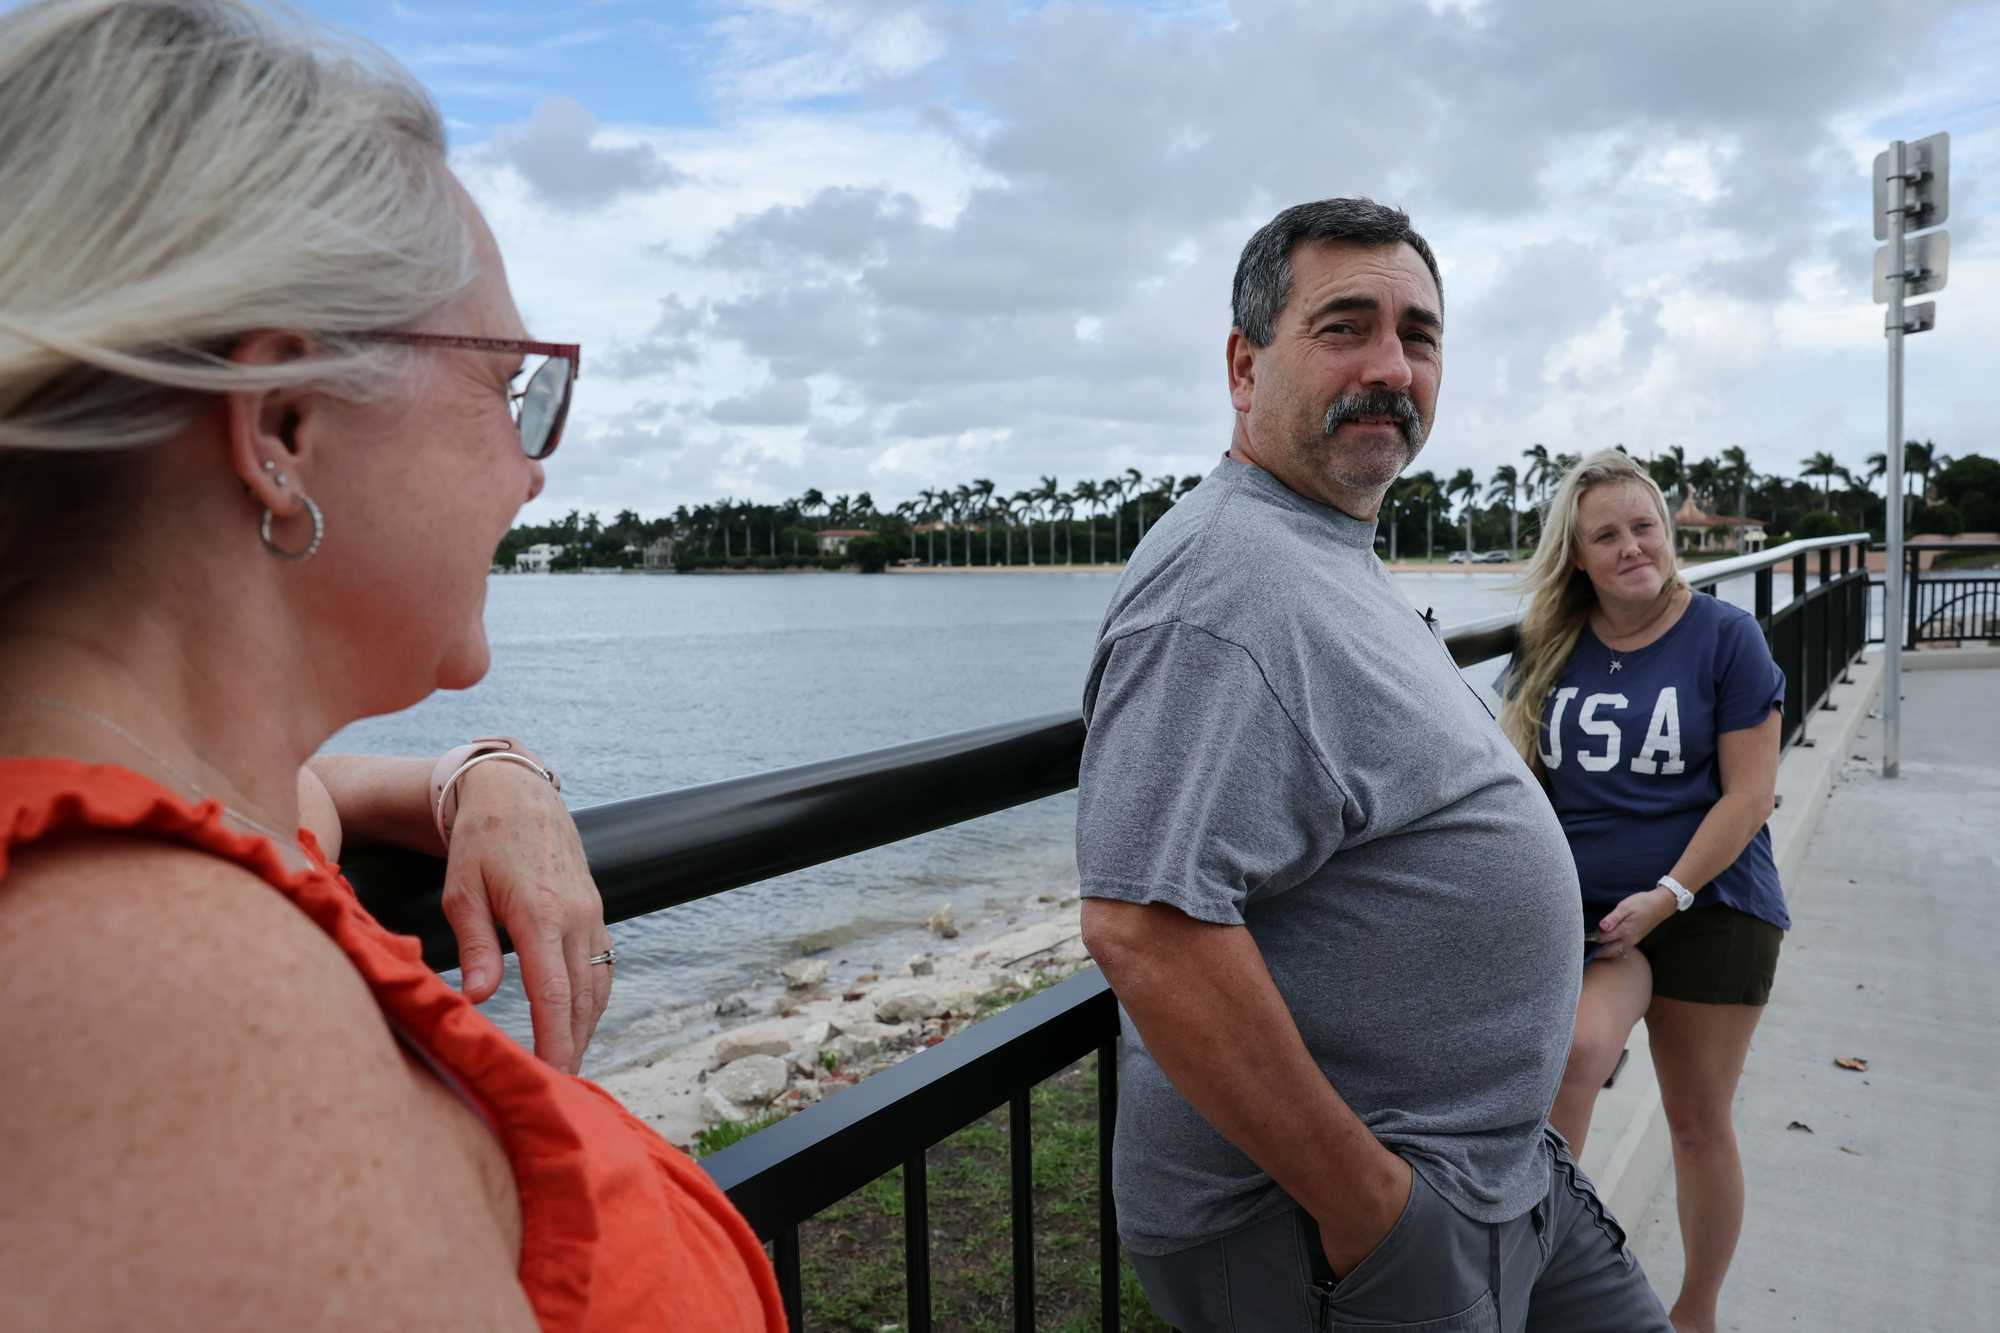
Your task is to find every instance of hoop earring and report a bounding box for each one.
[259,492,324,563]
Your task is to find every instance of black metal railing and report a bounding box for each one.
[345,530,1871,1331]
[1868,542,2000,649]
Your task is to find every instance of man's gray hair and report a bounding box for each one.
[1230,198,1442,347]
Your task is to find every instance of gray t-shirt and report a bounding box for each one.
[1076,457,1582,1255]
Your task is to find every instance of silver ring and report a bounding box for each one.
[587,949,615,967]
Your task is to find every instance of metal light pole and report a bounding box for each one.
[1883,139,1907,778]
[1872,132,1949,779]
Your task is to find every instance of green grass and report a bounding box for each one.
[694,1112,787,1158]
[791,1055,1173,1332]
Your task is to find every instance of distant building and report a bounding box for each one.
[1672,495,1766,555]
[643,536,675,570]
[816,528,875,556]
[515,542,564,573]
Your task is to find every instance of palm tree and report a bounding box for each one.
[1906,438,1938,511]
[1123,466,1146,542]
[1684,459,1719,511]
[1103,476,1128,562]
[1800,451,1844,508]
[1399,474,1440,560]
[1073,479,1102,565]
[1485,464,1521,553]
[895,499,920,561]
[971,478,996,566]
[1647,453,1684,506]
[917,488,941,565]
[1862,451,1889,494]
[1005,491,1033,566]
[953,484,974,567]
[1521,443,1553,505]
[799,488,825,529]
[1033,475,1062,565]
[1718,445,1753,522]
[1448,467,1479,553]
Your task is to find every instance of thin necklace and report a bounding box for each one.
[1600,588,1680,675]
[6,692,304,850]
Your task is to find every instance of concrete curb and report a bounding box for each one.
[1900,645,2000,671]
[1584,652,1885,1224]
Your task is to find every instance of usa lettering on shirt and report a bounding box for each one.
[1540,687,1686,775]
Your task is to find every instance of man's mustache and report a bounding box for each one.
[1322,390,1423,445]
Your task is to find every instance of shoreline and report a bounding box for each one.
[595,891,1093,1151]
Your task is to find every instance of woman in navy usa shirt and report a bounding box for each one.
[1501,450,1787,1333]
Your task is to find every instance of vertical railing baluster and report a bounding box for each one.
[905,1150,932,1333]
[1906,547,1922,650]
[775,1223,804,1332]
[1793,554,1812,746]
[1839,543,1855,680]
[1755,566,1774,628]
[1099,1038,1121,1333]
[1011,1088,1035,1333]
[1819,548,1838,711]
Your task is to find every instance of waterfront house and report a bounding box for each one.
[515,542,564,573]
[816,528,874,556]
[1672,494,1766,555]
[643,536,675,570]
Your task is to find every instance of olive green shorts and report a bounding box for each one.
[1635,903,1784,1006]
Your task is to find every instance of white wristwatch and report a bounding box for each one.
[1657,875,1695,912]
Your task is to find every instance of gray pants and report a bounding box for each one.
[1128,1129,1671,1332]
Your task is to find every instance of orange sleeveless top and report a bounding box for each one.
[0,758,785,1333]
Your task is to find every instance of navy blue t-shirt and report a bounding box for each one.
[1538,593,1790,931]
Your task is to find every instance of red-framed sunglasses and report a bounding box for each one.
[366,332,581,460]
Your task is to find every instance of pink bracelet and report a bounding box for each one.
[429,737,560,849]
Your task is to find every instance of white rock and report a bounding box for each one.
[907,952,935,977]
[714,993,753,1018]
[709,1054,789,1106]
[711,1028,792,1070]
[874,986,979,1024]
[782,958,829,990]
[799,1020,836,1047]
[791,1078,823,1105]
[985,921,1079,969]
[702,1086,757,1127]
[926,903,959,939]
[828,1021,911,1064]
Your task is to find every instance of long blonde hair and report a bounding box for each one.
[1499,449,1686,765]
[0,0,475,454]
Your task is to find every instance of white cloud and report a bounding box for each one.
[419,0,1999,525]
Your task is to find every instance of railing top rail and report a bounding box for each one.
[1871,540,2000,552]
[1677,532,1870,586]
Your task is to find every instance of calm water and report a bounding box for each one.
[328,565,1797,1073]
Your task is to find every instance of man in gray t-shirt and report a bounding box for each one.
[1076,199,1671,1332]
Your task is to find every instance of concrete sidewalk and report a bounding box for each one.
[1628,662,2000,1332]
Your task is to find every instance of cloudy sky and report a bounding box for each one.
[306,0,1998,526]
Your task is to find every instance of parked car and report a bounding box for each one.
[1473,550,1512,564]
[1447,550,1472,564]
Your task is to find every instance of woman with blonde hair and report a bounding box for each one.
[0,1,781,1327]
[1501,449,1788,1333]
